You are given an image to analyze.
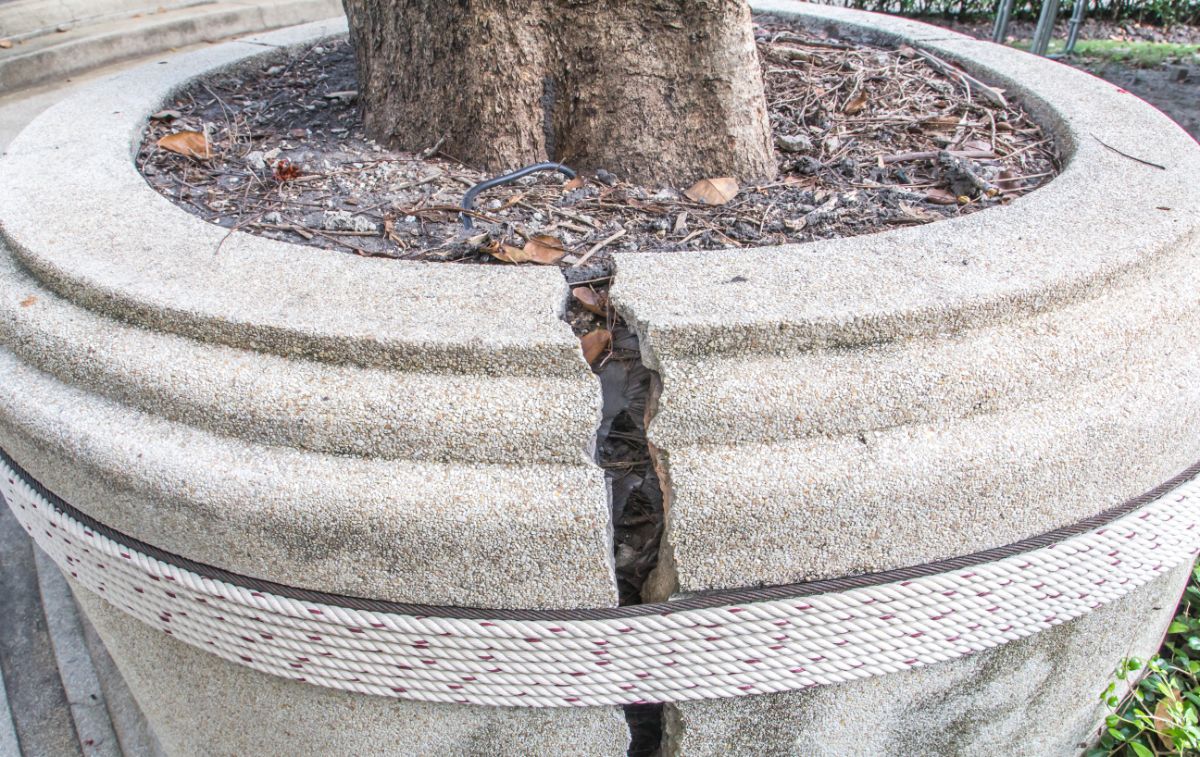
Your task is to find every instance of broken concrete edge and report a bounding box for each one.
[613,2,1200,362]
[0,0,1193,600]
[0,0,347,93]
[0,16,592,379]
[611,1,1200,597]
[0,5,1191,377]
[0,19,620,612]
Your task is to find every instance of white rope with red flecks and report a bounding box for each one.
[4,457,1199,708]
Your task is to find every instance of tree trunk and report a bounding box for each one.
[342,0,776,186]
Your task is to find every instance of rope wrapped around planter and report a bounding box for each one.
[3,449,1199,708]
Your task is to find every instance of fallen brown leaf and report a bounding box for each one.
[157,130,213,160]
[1155,698,1178,751]
[523,234,566,264]
[580,329,612,366]
[485,234,565,265]
[684,177,739,206]
[485,242,530,264]
[924,189,958,205]
[843,91,869,115]
[896,202,938,222]
[563,176,585,192]
[0,39,14,50]
[273,159,302,181]
[19,295,36,307]
[571,287,608,316]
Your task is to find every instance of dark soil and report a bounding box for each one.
[137,16,1059,272]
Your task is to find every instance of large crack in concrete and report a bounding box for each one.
[562,268,667,756]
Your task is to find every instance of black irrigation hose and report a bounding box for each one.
[460,162,577,230]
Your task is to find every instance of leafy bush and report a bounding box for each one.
[828,0,1200,27]
[1089,563,1200,756]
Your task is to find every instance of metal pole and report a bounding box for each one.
[992,0,1016,43]
[1064,0,1087,55]
[1031,0,1060,56]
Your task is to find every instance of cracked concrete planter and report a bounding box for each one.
[1,4,1199,756]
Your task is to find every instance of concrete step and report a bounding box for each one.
[1,500,162,756]
[0,1,210,42]
[0,0,343,94]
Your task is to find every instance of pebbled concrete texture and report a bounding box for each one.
[0,345,615,611]
[0,2,1197,756]
[74,584,630,757]
[0,19,586,378]
[614,3,1200,594]
[666,563,1190,757]
[78,611,167,757]
[0,18,629,753]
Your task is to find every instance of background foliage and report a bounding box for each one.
[1089,563,1200,756]
[827,0,1200,27]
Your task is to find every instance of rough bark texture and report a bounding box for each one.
[342,0,776,185]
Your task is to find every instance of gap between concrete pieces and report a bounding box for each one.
[562,267,670,756]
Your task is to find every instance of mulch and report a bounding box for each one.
[137,15,1059,276]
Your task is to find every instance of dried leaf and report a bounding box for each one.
[485,234,565,265]
[149,109,181,122]
[921,116,962,129]
[896,202,937,222]
[843,91,870,115]
[157,130,213,160]
[0,39,12,50]
[486,242,531,264]
[522,234,566,264]
[580,329,612,366]
[19,295,36,307]
[684,177,739,206]
[572,287,608,316]
[273,159,302,181]
[1155,698,1177,751]
[924,188,958,205]
[563,176,585,191]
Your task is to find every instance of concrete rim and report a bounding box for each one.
[0,3,1196,369]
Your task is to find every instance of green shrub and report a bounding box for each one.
[1090,563,1200,756]
[822,0,1200,27]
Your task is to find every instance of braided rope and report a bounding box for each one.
[4,456,1199,707]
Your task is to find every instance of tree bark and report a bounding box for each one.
[342,0,776,186]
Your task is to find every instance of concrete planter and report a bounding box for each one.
[1,4,1199,755]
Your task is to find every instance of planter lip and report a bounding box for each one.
[0,5,1195,366]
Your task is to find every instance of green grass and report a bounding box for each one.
[1011,38,1200,66]
[1088,562,1200,756]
